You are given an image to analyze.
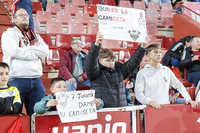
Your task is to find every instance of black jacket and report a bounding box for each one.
[162,37,187,66]
[85,42,146,108]
[180,46,200,77]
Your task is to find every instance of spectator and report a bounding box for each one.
[85,31,149,108]
[180,36,200,87]
[34,78,104,114]
[135,44,197,109]
[12,0,34,31]
[1,8,49,115]
[0,62,22,114]
[162,35,192,68]
[129,54,150,92]
[41,0,59,11]
[58,39,90,91]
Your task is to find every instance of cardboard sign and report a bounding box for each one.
[56,90,97,123]
[97,4,147,43]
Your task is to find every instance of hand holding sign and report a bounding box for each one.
[95,31,104,46]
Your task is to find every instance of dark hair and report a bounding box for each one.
[50,78,65,87]
[71,39,79,44]
[190,36,199,43]
[185,35,193,43]
[0,62,10,70]
[13,8,25,18]
[99,48,116,60]
[146,44,161,55]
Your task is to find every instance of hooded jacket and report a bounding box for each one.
[135,64,191,105]
[162,37,187,66]
[85,42,146,108]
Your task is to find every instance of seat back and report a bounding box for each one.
[67,22,85,35]
[118,50,131,63]
[104,0,116,6]
[148,2,160,10]
[39,33,53,47]
[55,34,73,50]
[46,48,63,69]
[88,0,101,6]
[161,37,176,50]
[133,1,146,10]
[188,87,196,101]
[75,13,91,24]
[72,0,86,7]
[46,3,61,14]
[64,4,79,15]
[58,0,69,6]
[56,12,72,24]
[32,2,43,14]
[80,34,96,50]
[162,3,173,10]
[161,10,173,18]
[87,22,98,34]
[146,9,159,17]
[149,36,158,45]
[35,11,52,24]
[83,5,97,17]
[169,67,183,83]
[119,1,132,8]
[34,20,41,33]
[45,21,64,35]
[93,14,98,23]
[147,24,159,36]
[161,17,173,26]
[146,16,159,26]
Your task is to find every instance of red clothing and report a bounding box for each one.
[58,47,88,81]
[191,49,200,56]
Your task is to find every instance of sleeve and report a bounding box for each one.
[12,88,22,113]
[24,35,49,58]
[120,45,146,79]
[85,42,101,81]
[1,31,38,61]
[169,42,182,59]
[180,50,193,68]
[135,71,152,105]
[195,82,200,102]
[33,95,53,114]
[169,68,191,101]
[0,102,12,114]
[58,52,73,80]
[96,98,104,110]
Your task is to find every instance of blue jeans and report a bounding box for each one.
[187,72,200,87]
[169,96,186,104]
[41,0,59,11]
[66,78,90,91]
[170,58,180,69]
[8,78,45,115]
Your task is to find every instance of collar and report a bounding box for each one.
[99,62,115,72]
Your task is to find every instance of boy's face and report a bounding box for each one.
[148,48,162,63]
[99,57,115,68]
[0,67,9,87]
[50,81,67,95]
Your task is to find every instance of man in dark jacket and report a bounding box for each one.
[58,39,90,91]
[85,32,148,108]
[180,36,200,87]
[162,35,192,68]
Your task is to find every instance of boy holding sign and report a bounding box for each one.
[34,78,104,114]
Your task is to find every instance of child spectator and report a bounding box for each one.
[34,78,104,114]
[135,44,198,109]
[0,62,22,114]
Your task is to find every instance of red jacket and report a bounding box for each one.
[58,47,88,81]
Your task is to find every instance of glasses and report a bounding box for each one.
[16,13,30,18]
[72,42,84,45]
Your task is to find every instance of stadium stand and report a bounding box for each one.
[34,20,41,33]
[56,12,72,24]
[32,2,43,14]
[58,0,69,6]
[88,0,101,6]
[71,0,86,7]
[103,0,116,6]
[83,5,97,17]
[187,87,196,101]
[119,1,132,8]
[75,13,91,25]
[67,22,85,36]
[64,4,79,16]
[45,21,64,35]
[55,34,73,50]
[39,33,54,48]
[87,22,98,35]
[161,37,176,50]
[101,40,125,51]
[46,3,61,15]
[80,34,96,50]
[133,1,146,10]
[35,11,52,24]
[148,2,160,11]
[118,50,131,63]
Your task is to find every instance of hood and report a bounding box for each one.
[143,64,164,75]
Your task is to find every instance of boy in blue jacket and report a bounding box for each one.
[34,78,103,114]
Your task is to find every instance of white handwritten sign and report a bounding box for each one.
[97,4,147,43]
[56,90,97,123]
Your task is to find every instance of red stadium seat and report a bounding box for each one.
[101,40,125,51]
[45,21,64,35]
[88,0,101,6]
[93,13,98,23]
[148,2,160,11]
[6,1,13,12]
[146,16,159,26]
[83,5,97,17]
[87,22,98,35]
[64,4,79,16]
[133,1,146,10]
[67,22,85,36]
[169,67,193,87]
[55,34,73,50]
[32,2,43,14]
[161,49,167,63]
[187,87,196,101]
[161,37,176,50]
[80,34,96,50]
[121,41,138,49]
[72,0,86,7]
[34,20,41,33]
[58,0,69,6]
[104,0,116,6]
[161,10,173,18]
[119,1,132,8]
[75,13,91,25]
[46,3,61,15]
[45,48,63,69]
[56,12,72,24]
[118,50,131,63]
[184,68,193,87]
[149,36,159,45]
[146,9,160,18]
[39,33,54,48]
[147,24,165,38]
[35,11,52,24]
[41,78,53,94]
[161,3,173,11]
[161,17,173,28]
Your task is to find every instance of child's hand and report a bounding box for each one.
[126,81,133,89]
[46,99,58,108]
[94,98,101,107]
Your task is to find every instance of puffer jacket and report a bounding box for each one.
[85,42,146,107]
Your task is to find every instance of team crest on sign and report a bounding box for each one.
[128,30,141,41]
